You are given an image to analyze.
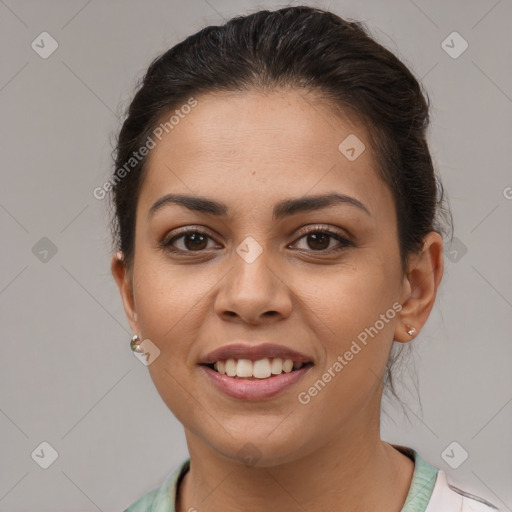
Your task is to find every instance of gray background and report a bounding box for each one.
[1,0,511,510]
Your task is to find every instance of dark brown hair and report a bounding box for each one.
[109,5,451,408]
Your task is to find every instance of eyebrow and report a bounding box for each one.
[148,192,371,220]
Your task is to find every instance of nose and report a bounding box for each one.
[214,244,293,325]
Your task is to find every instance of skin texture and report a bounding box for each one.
[112,89,444,512]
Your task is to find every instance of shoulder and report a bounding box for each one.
[123,459,190,512]
[123,488,159,512]
[393,445,502,512]
[426,469,501,512]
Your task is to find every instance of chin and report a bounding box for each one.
[202,425,315,469]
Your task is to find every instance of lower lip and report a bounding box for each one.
[200,364,313,400]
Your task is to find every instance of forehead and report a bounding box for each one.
[139,89,393,219]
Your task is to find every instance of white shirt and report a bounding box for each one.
[426,469,501,511]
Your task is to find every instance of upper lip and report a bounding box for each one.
[199,343,313,365]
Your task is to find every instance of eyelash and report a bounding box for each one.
[160,226,354,255]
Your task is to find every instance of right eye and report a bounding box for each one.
[161,228,221,254]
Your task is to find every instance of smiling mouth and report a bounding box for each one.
[203,358,314,379]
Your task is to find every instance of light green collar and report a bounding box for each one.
[393,444,438,512]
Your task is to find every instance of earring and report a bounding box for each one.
[406,326,416,337]
[130,334,144,353]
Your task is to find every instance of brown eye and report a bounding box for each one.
[292,228,354,253]
[305,232,330,250]
[161,229,217,253]
[182,232,208,251]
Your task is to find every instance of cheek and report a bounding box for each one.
[294,275,399,425]
[307,260,400,339]
[131,257,210,426]
[301,258,401,398]
[132,254,209,342]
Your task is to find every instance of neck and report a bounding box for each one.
[176,429,414,512]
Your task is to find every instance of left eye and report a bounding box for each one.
[291,229,353,252]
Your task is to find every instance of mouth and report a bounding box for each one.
[198,343,314,400]
[201,358,314,379]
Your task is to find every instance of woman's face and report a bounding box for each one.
[115,89,418,465]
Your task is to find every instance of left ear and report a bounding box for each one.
[394,231,444,343]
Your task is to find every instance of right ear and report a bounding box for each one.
[111,251,140,335]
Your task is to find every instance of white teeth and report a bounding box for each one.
[225,358,237,377]
[211,358,307,379]
[253,358,272,379]
[236,359,253,378]
[282,359,293,373]
[271,358,283,374]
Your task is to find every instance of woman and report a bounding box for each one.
[110,6,500,511]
